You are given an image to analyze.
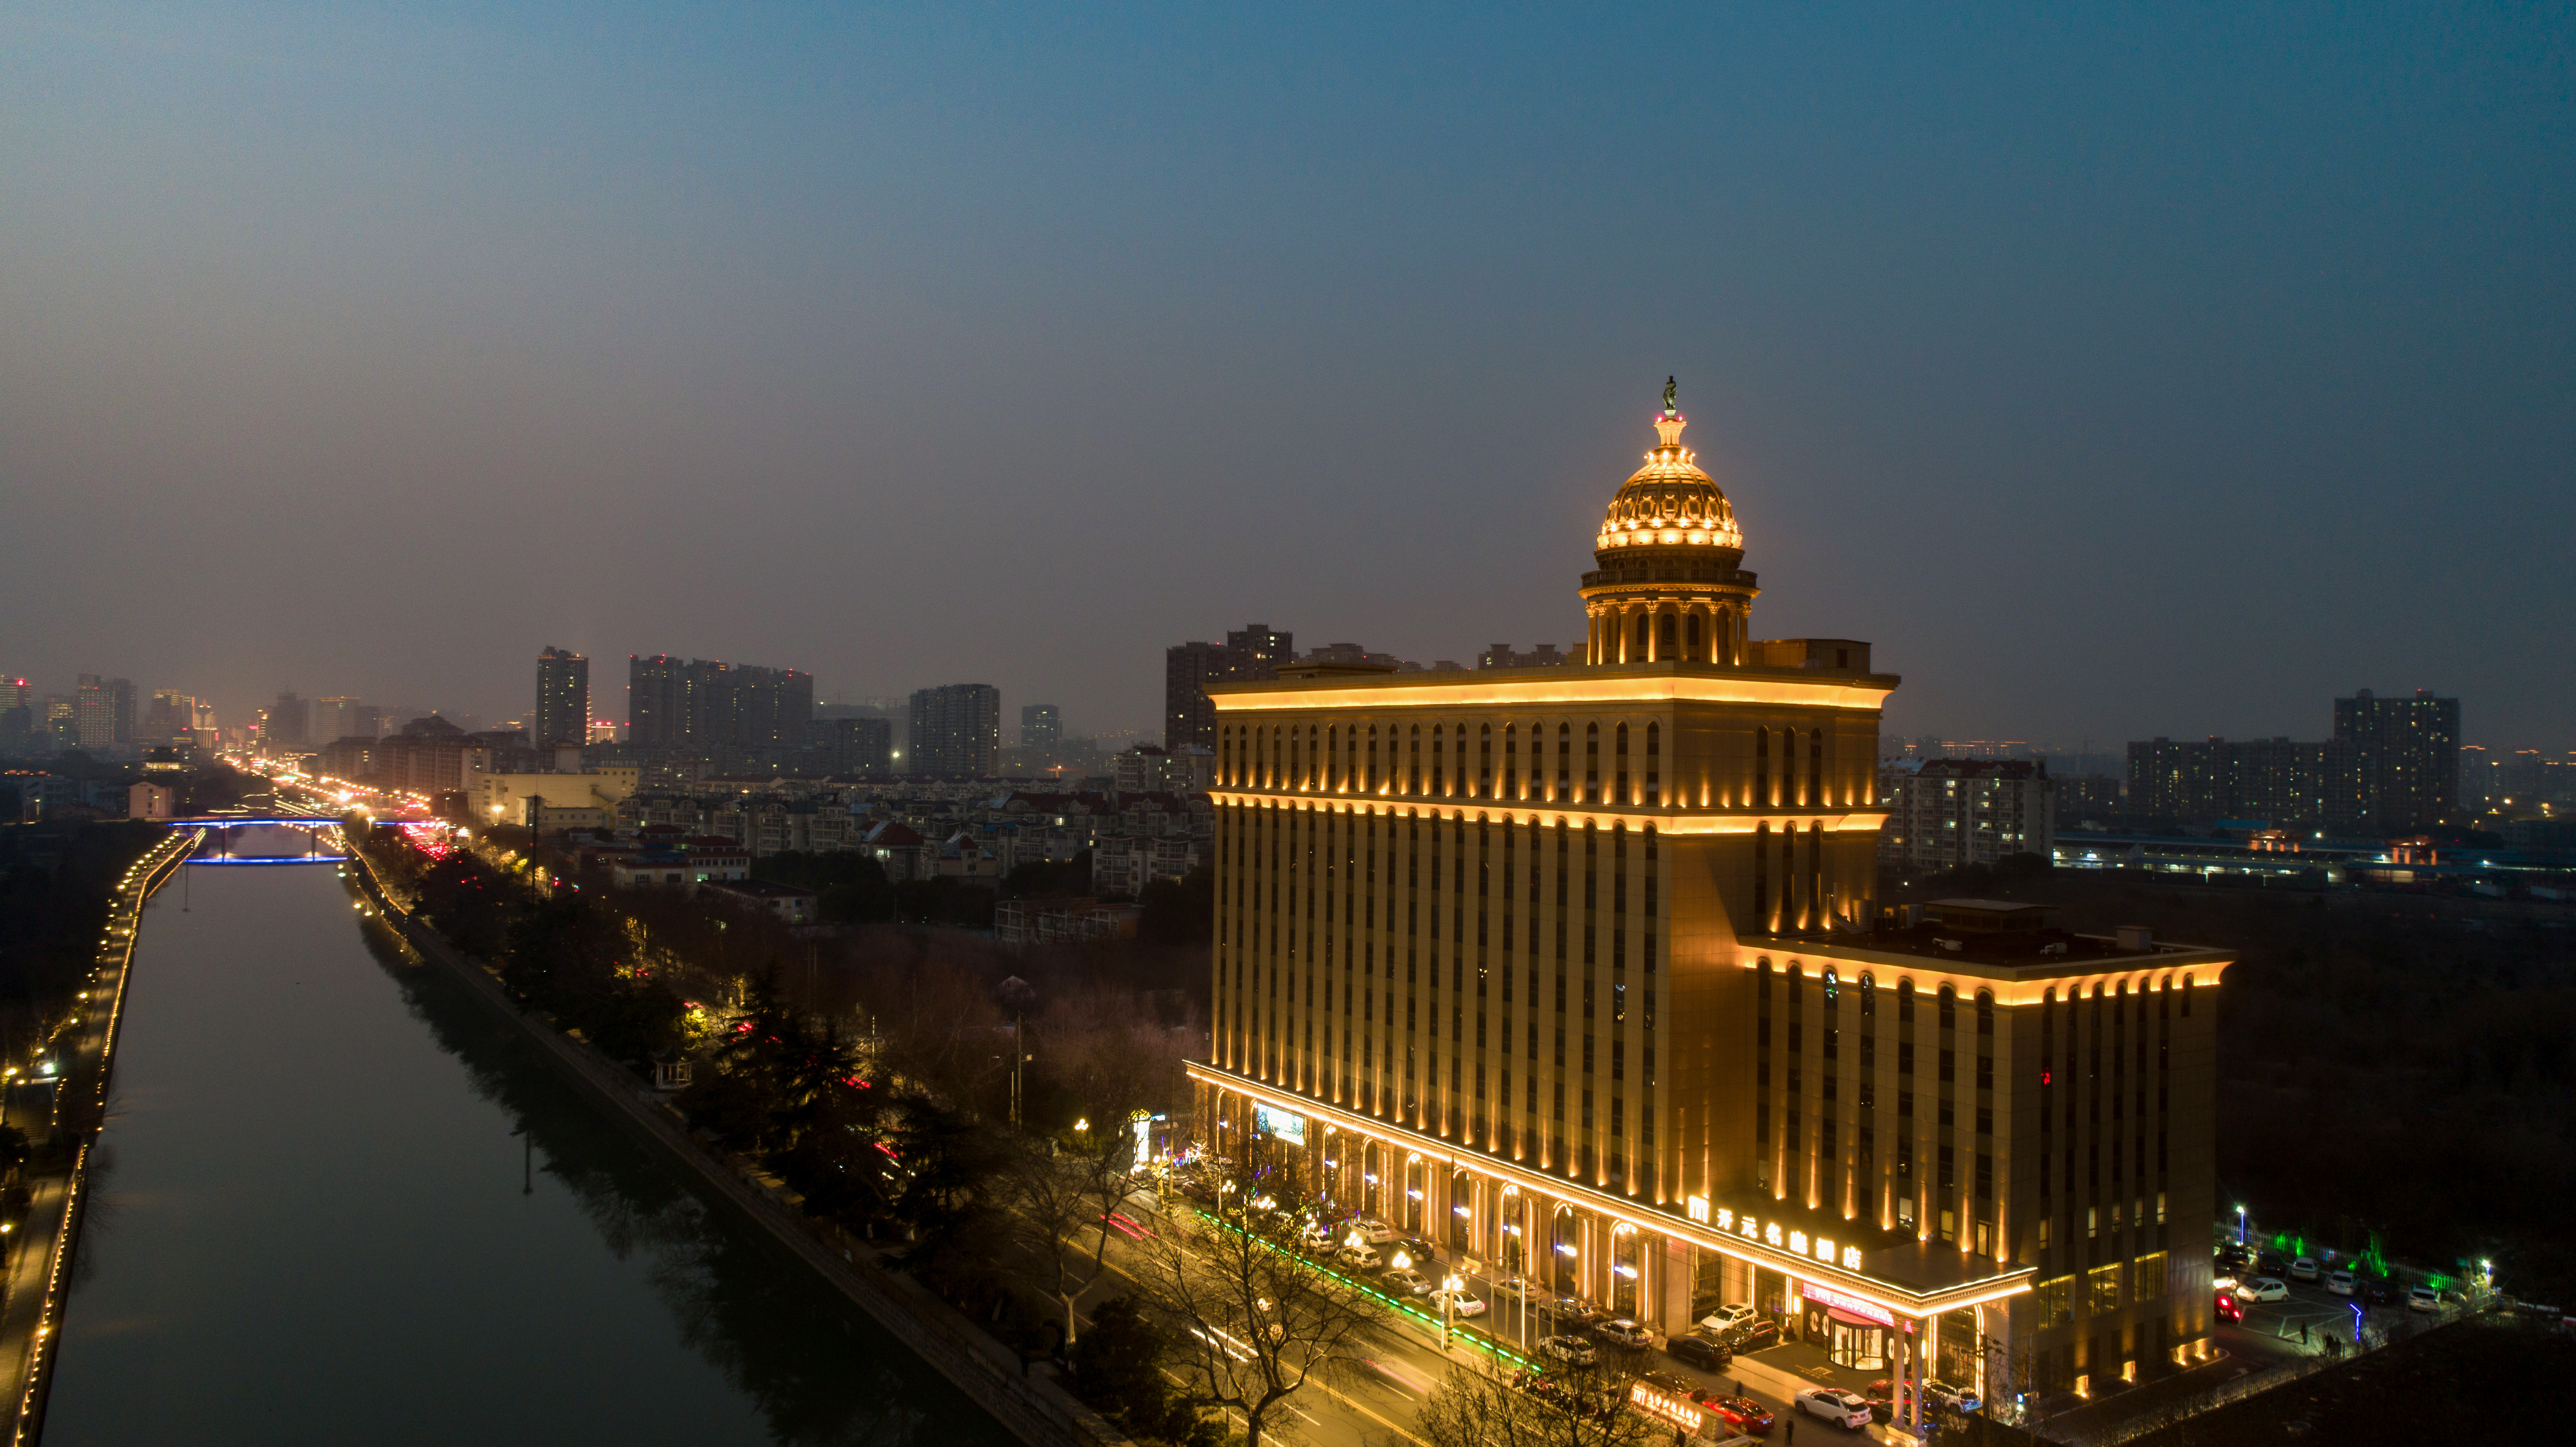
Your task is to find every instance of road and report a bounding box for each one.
[1075,1191,1900,1447]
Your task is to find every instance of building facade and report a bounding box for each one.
[1166,624,1293,753]
[1193,393,2231,1416]
[909,683,1001,777]
[627,655,814,751]
[2124,690,2459,835]
[1879,759,2056,875]
[1022,703,1062,751]
[535,647,591,747]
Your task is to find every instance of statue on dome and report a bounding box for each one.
[1661,377,1678,416]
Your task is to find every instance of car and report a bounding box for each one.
[1640,1370,1711,1404]
[1796,1387,1875,1430]
[1665,1333,1732,1370]
[1428,1287,1488,1318]
[1351,1218,1397,1244]
[2360,1278,2399,1307]
[1298,1221,1335,1250]
[1866,1378,1913,1416]
[2407,1286,2441,1313]
[1392,1236,1443,1266]
[1697,1303,1758,1334]
[2326,1270,2356,1297]
[1708,1396,1774,1434]
[1336,1242,1383,1271]
[1490,1274,1533,1299]
[1718,1319,1783,1352]
[1923,1379,1982,1414]
[1539,1334,1599,1367]
[2214,1292,2244,1323]
[1381,1266,1429,1295]
[2256,1251,2290,1276]
[2290,1257,2321,1283]
[1590,1318,1652,1349]
[2239,1277,2290,1302]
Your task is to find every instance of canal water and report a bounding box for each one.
[43,856,1012,1446]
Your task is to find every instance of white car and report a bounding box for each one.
[2326,1271,2356,1297]
[2407,1286,2441,1313]
[1428,1287,1489,1318]
[1540,1334,1599,1367]
[1489,1274,1533,1299]
[1352,1218,1398,1244]
[1697,1303,1757,1334]
[1298,1221,1335,1250]
[1592,1318,1652,1349]
[1337,1242,1383,1271]
[2289,1257,2321,1283]
[1795,1387,1874,1429]
[2240,1276,2291,1302]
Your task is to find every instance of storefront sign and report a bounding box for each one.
[1801,1282,1896,1327]
[1629,1379,1705,1432]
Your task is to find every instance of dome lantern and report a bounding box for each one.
[1578,379,1761,666]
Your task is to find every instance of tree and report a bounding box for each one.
[1409,1347,1665,1447]
[1139,864,1214,946]
[1135,1156,1375,1447]
[1067,1295,1222,1447]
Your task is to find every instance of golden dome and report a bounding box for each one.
[1594,407,1743,554]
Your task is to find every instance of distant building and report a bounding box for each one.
[1878,758,2056,874]
[821,715,894,775]
[1114,743,1214,796]
[909,684,1001,777]
[701,878,818,924]
[263,691,311,751]
[467,766,641,830]
[1477,642,1578,669]
[76,675,135,750]
[2124,689,2458,834]
[128,781,175,821]
[1021,703,1062,751]
[535,647,590,747]
[1165,623,1292,753]
[626,655,813,750]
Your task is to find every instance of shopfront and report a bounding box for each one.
[1800,1283,1897,1370]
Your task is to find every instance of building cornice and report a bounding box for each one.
[1206,663,1896,715]
[1189,1062,2035,1320]
[1204,790,1891,835]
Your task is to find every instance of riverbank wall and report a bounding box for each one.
[0,827,201,1447]
[341,839,1131,1447]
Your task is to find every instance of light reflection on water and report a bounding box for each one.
[43,862,1009,1447]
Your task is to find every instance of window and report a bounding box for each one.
[2133,1252,2167,1304]
[2036,1273,2072,1325]
[2088,1262,2125,1313]
[1644,723,1660,806]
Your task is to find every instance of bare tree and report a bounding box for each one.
[1407,1345,1668,1447]
[1134,1156,1376,1447]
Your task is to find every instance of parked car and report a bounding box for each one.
[1708,1396,1775,1434]
[1697,1303,1758,1334]
[1590,1318,1652,1350]
[2240,1277,2290,1302]
[1665,1333,1732,1370]
[2290,1257,2322,1283]
[2408,1286,2442,1313]
[1391,1236,1442,1266]
[1923,1379,1981,1414]
[1428,1287,1487,1318]
[1490,1274,1533,1300]
[1718,1319,1783,1352]
[2214,1292,2244,1323]
[1336,1242,1383,1272]
[1866,1378,1913,1417]
[2360,1278,2399,1307]
[1381,1266,1429,1296]
[1351,1218,1397,1244]
[1640,1370,1712,1404]
[1795,1387,1875,1430]
[1540,1334,1599,1367]
[1298,1221,1335,1251]
[2256,1251,2290,1276]
[2326,1270,2356,1297]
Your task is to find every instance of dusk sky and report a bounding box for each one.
[6,4,2569,750]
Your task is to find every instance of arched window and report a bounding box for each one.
[1366,724,1379,792]
[1585,723,1601,803]
[1859,973,1876,1016]
[1938,984,1957,1030]
[1753,821,1770,926]
[1556,723,1572,800]
[1644,723,1661,806]
[1430,724,1445,796]
[1478,724,1493,799]
[1615,722,1630,805]
[2181,975,2193,1016]
[1408,725,1421,794]
[1976,989,1995,1036]
[1809,727,1824,807]
[1755,726,1770,806]
[1897,978,1915,1022]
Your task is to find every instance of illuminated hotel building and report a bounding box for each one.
[1194,392,2231,1410]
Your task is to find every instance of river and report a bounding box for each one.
[41,854,1014,1446]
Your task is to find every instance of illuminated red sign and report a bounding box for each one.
[1801,1282,1896,1327]
[1630,1380,1705,1431]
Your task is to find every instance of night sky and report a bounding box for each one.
[7,4,2569,750]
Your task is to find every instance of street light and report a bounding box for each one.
[2237,1204,2247,1245]
[1440,1272,1464,1350]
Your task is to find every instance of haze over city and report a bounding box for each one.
[7,3,2570,748]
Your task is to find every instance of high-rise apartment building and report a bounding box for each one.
[908,684,1001,777]
[535,647,590,747]
[626,655,813,751]
[2332,689,2457,833]
[1165,623,1294,753]
[1878,759,2056,874]
[822,715,894,775]
[1021,703,1062,751]
[74,675,134,750]
[1196,392,2231,1412]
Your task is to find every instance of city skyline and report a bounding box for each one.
[4,6,2569,750]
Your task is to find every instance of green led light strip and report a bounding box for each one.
[1181,1205,1538,1372]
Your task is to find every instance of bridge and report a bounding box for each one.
[159,816,349,863]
